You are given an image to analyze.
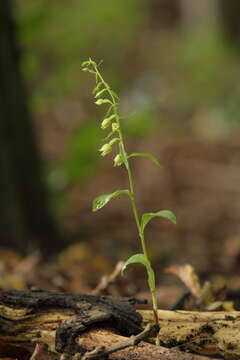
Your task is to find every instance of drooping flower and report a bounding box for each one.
[99,143,112,156]
[112,122,119,132]
[114,154,123,166]
[101,115,116,130]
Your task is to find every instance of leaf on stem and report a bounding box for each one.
[105,105,114,117]
[128,153,160,166]
[95,99,112,106]
[141,210,176,233]
[92,189,130,212]
[121,253,149,274]
[92,82,104,95]
[81,60,90,67]
[82,68,95,74]
[121,253,155,292]
[111,90,119,100]
[102,131,114,141]
[95,88,108,98]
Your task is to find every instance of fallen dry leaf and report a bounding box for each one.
[165,264,202,300]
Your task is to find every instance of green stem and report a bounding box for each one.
[94,64,159,335]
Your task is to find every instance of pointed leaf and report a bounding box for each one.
[92,82,104,95]
[105,105,114,117]
[95,99,112,106]
[81,60,90,67]
[112,90,119,100]
[141,210,176,232]
[95,88,108,98]
[102,131,114,141]
[82,68,95,74]
[129,153,160,166]
[92,190,130,212]
[121,253,150,274]
[122,254,156,292]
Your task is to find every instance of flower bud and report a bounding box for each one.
[114,154,123,166]
[99,143,112,156]
[101,114,116,130]
[101,118,111,129]
[112,122,119,132]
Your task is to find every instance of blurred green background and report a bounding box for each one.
[16,0,240,188]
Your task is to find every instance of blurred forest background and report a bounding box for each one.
[2,0,240,297]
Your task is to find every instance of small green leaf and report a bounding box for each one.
[121,253,150,274]
[112,90,119,100]
[82,68,95,74]
[109,137,119,146]
[95,99,112,105]
[141,210,176,233]
[92,82,103,95]
[81,60,90,67]
[88,58,96,66]
[105,105,114,117]
[122,254,156,292]
[95,88,108,98]
[102,131,114,141]
[92,189,130,212]
[128,153,160,166]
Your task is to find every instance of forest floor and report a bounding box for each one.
[2,136,240,359]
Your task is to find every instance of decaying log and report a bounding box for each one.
[0,290,142,354]
[0,290,238,359]
[141,309,240,359]
[78,327,217,360]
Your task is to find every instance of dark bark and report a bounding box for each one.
[0,1,62,254]
[0,289,142,355]
[220,0,240,44]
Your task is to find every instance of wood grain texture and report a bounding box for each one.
[0,290,237,359]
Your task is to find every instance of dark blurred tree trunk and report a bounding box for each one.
[220,0,240,44]
[0,0,63,254]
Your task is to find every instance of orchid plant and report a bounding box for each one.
[81,58,176,342]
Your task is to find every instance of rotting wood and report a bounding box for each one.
[0,290,238,359]
[141,309,240,359]
[78,327,218,360]
[0,289,142,355]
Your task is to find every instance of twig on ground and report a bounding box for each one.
[91,261,124,295]
[80,323,158,360]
